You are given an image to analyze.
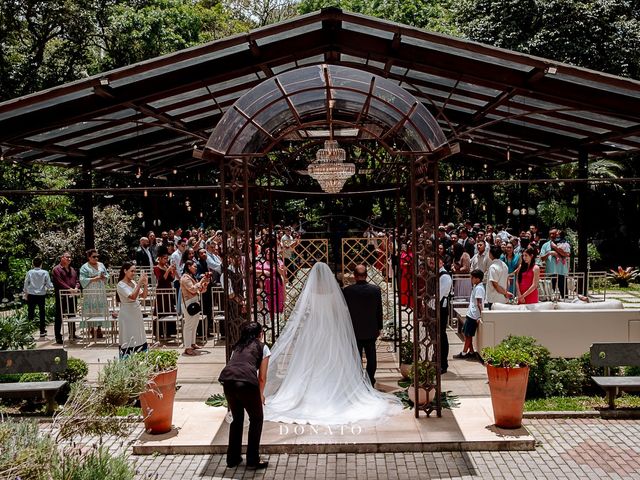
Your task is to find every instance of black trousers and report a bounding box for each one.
[552,275,567,298]
[223,381,263,465]
[356,339,377,385]
[54,291,76,341]
[440,305,449,372]
[27,294,46,335]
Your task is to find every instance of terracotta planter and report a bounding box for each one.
[400,364,411,379]
[408,386,436,406]
[486,364,529,429]
[139,368,177,434]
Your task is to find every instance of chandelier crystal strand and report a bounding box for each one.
[308,140,355,193]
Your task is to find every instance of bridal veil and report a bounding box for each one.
[264,262,402,425]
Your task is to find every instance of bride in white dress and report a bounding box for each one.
[264,262,402,425]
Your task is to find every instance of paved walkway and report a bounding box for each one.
[130,419,640,479]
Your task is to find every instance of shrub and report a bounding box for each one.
[0,374,21,383]
[51,446,135,480]
[60,357,89,384]
[407,361,436,385]
[19,372,50,382]
[400,340,413,365]
[141,349,179,373]
[0,308,36,350]
[0,418,57,480]
[542,358,586,397]
[497,336,551,398]
[578,352,622,395]
[98,356,154,408]
[625,366,640,376]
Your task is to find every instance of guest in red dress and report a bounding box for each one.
[516,247,540,304]
[399,244,414,308]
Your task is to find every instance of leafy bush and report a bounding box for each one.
[0,418,58,480]
[98,356,154,408]
[19,372,50,382]
[51,446,135,480]
[482,335,545,372]
[496,336,551,398]
[625,366,640,376]
[542,358,586,397]
[0,373,21,383]
[407,361,436,385]
[0,308,36,350]
[60,357,89,384]
[141,349,179,373]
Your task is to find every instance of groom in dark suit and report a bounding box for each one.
[343,264,383,386]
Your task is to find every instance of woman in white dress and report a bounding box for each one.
[264,262,402,425]
[116,262,148,357]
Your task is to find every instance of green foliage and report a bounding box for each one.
[98,356,154,408]
[608,266,639,287]
[407,361,436,384]
[399,340,414,365]
[19,372,50,382]
[60,357,89,385]
[140,349,179,373]
[536,198,577,228]
[205,393,228,407]
[0,374,22,383]
[0,308,36,350]
[0,418,58,480]
[525,394,640,411]
[625,366,640,376]
[482,335,542,369]
[565,229,601,263]
[541,357,585,397]
[51,446,135,480]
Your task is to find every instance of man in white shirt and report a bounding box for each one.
[438,257,453,373]
[280,226,299,269]
[170,238,187,272]
[486,245,513,308]
[470,240,490,276]
[23,257,54,338]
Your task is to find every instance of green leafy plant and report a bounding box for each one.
[481,335,538,368]
[19,372,50,382]
[542,358,585,397]
[141,349,179,373]
[205,393,228,408]
[98,356,154,408]
[625,366,640,376]
[59,357,89,384]
[0,308,36,350]
[51,445,135,480]
[407,361,436,385]
[608,266,639,288]
[496,336,550,397]
[0,418,57,480]
[399,340,414,365]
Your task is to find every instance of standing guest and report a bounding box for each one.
[218,322,270,470]
[554,230,571,298]
[458,228,475,257]
[23,257,53,338]
[540,228,571,298]
[438,242,452,271]
[180,259,210,356]
[500,242,521,296]
[516,247,540,304]
[135,236,154,268]
[196,247,214,330]
[453,269,485,360]
[343,265,383,386]
[153,250,177,336]
[438,257,453,373]
[280,226,299,269]
[116,263,149,357]
[161,231,169,246]
[451,242,471,298]
[255,247,286,317]
[486,245,513,309]
[79,249,109,338]
[470,240,490,277]
[205,240,223,284]
[52,252,80,344]
[399,243,414,308]
[147,231,158,260]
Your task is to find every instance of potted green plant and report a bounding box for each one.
[482,336,535,429]
[137,349,179,434]
[407,361,436,406]
[399,340,414,379]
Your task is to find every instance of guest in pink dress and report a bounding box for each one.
[256,248,286,314]
[516,247,540,304]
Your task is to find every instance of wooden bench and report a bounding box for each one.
[0,349,68,414]
[590,342,640,409]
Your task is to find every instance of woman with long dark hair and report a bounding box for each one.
[180,259,209,356]
[116,262,148,357]
[218,322,270,470]
[516,247,540,304]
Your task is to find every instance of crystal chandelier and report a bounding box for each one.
[308,140,355,193]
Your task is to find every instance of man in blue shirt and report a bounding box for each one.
[23,257,53,338]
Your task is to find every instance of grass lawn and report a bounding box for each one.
[525,394,640,411]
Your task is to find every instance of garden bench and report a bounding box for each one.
[590,342,640,409]
[0,349,68,414]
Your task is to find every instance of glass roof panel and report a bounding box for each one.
[79,126,163,150]
[166,98,216,117]
[288,91,326,118]
[527,113,610,134]
[230,123,269,155]
[507,119,586,139]
[207,73,261,94]
[253,98,293,133]
[255,21,322,47]
[342,22,395,41]
[296,54,325,67]
[109,43,249,87]
[147,87,209,109]
[36,154,65,162]
[409,109,447,150]
[401,36,533,72]
[554,73,640,98]
[0,88,93,121]
[183,111,219,124]
[272,61,299,75]
[559,110,638,129]
[341,54,367,65]
[57,122,139,147]
[25,120,106,142]
[207,106,247,153]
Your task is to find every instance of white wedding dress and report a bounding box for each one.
[264,262,402,425]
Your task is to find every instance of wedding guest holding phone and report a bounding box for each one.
[116,262,149,357]
[79,248,109,339]
[180,259,209,356]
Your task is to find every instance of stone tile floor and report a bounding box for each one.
[127,418,640,479]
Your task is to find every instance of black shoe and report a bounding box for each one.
[452,352,468,359]
[246,460,269,470]
[226,458,243,468]
[55,338,63,345]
